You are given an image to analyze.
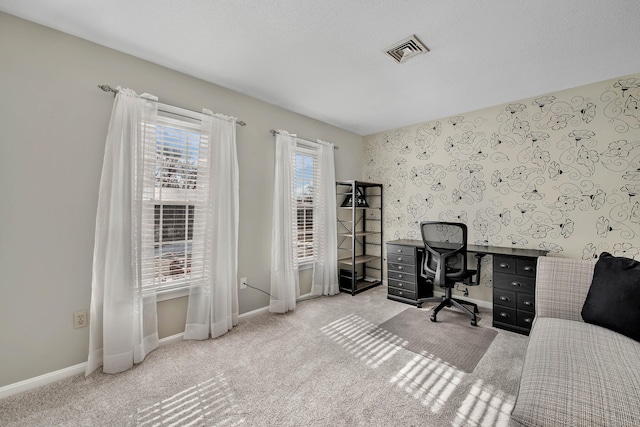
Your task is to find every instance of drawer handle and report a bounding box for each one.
[511,281,521,287]
[398,266,403,270]
[500,312,510,318]
[499,296,510,302]
[397,257,403,262]
[524,317,533,323]
[398,291,403,297]
[397,283,403,287]
[523,266,534,272]
[499,263,510,269]
[398,274,403,279]
[524,301,533,306]
[397,249,403,253]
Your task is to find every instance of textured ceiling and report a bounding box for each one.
[2,0,640,135]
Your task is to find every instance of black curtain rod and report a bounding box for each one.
[98,85,246,127]
[270,129,339,150]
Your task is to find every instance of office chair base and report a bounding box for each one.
[415,295,446,309]
[452,297,480,314]
[419,296,479,326]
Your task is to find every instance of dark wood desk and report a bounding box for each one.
[385,239,547,335]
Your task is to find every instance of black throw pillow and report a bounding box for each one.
[581,252,640,342]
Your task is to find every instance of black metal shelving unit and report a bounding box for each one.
[336,181,383,295]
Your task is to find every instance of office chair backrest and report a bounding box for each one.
[420,221,469,287]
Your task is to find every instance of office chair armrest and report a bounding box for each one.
[474,253,485,284]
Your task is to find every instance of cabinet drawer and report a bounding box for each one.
[388,262,413,272]
[517,258,537,277]
[388,287,416,300]
[517,293,535,312]
[388,279,416,292]
[493,289,516,308]
[388,254,415,266]
[493,306,517,325]
[388,270,415,283]
[387,244,414,256]
[494,273,535,292]
[494,256,516,274]
[517,311,535,329]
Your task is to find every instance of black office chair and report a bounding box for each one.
[415,221,483,326]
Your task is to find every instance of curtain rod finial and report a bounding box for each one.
[98,84,118,95]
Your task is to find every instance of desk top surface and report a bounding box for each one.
[387,239,548,258]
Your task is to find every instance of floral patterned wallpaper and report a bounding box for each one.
[364,74,640,268]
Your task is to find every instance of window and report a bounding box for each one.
[143,112,206,292]
[293,145,318,263]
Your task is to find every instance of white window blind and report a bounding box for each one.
[140,110,209,292]
[293,143,319,263]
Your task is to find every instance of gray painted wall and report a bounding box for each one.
[0,13,363,388]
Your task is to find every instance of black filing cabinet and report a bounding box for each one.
[386,243,432,305]
[492,255,537,335]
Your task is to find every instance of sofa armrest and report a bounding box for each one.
[535,256,596,322]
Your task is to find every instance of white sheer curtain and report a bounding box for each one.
[184,112,240,339]
[269,130,299,313]
[86,88,159,376]
[311,141,339,296]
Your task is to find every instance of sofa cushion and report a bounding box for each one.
[581,252,640,342]
[535,257,595,322]
[512,317,640,426]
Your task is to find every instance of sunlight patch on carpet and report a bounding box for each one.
[390,350,464,413]
[129,373,244,426]
[320,313,407,368]
[452,379,515,427]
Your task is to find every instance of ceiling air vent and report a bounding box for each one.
[384,35,429,63]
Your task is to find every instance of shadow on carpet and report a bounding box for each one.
[370,307,497,373]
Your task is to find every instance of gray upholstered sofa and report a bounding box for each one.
[511,256,640,426]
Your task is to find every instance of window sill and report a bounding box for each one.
[298,262,314,271]
[156,286,190,302]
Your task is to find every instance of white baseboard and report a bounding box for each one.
[0,332,187,400]
[0,310,271,400]
[238,305,270,320]
[158,332,184,347]
[0,362,87,400]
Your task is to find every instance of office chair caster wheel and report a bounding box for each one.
[474,307,480,314]
[430,314,437,322]
[470,319,477,326]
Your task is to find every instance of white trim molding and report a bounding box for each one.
[0,308,272,400]
[238,305,270,320]
[0,363,87,400]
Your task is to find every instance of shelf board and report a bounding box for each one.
[339,277,382,294]
[336,181,382,188]
[338,206,381,210]
[338,255,381,265]
[338,231,381,237]
[336,193,382,197]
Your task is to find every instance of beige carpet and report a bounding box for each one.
[0,286,528,426]
[371,307,498,372]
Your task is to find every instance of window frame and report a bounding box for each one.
[293,144,318,266]
[143,112,205,295]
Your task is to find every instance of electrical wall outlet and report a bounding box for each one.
[240,277,248,289]
[73,310,87,329]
